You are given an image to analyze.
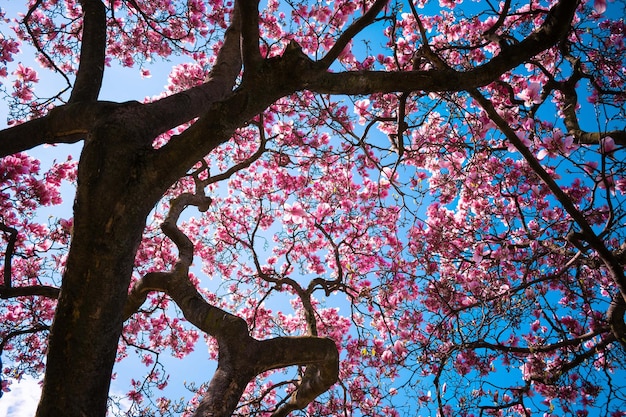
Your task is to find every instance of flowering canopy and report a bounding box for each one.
[0,0,625,416]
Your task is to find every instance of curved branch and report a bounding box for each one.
[124,166,338,417]
[206,123,267,185]
[267,337,339,417]
[0,223,60,300]
[69,0,107,103]
[482,0,512,40]
[22,0,73,90]
[0,324,50,353]
[557,72,626,145]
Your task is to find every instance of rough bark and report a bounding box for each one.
[35,117,159,416]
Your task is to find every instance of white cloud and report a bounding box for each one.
[0,376,41,417]
[0,378,132,417]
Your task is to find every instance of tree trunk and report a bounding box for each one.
[35,124,157,417]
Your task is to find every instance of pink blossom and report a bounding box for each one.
[13,63,38,82]
[594,0,607,13]
[315,202,332,220]
[518,82,542,107]
[601,136,616,154]
[283,201,307,224]
[354,99,371,125]
[381,349,394,363]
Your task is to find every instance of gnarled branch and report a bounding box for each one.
[124,165,338,417]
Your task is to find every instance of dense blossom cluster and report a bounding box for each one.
[1,0,625,416]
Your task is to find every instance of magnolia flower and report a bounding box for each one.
[283,202,307,224]
[518,82,542,107]
[601,136,616,154]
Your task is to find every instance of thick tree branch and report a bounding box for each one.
[140,2,243,137]
[268,338,338,417]
[0,285,60,299]
[305,0,578,94]
[0,101,122,157]
[69,0,107,103]
[124,166,338,416]
[239,0,262,72]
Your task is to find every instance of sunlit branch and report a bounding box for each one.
[69,0,107,103]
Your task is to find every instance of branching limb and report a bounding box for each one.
[0,324,50,353]
[69,0,107,103]
[0,101,121,157]
[557,69,626,145]
[124,165,338,416]
[482,0,512,42]
[22,0,73,92]
[307,0,578,94]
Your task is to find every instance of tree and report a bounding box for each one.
[0,0,624,415]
